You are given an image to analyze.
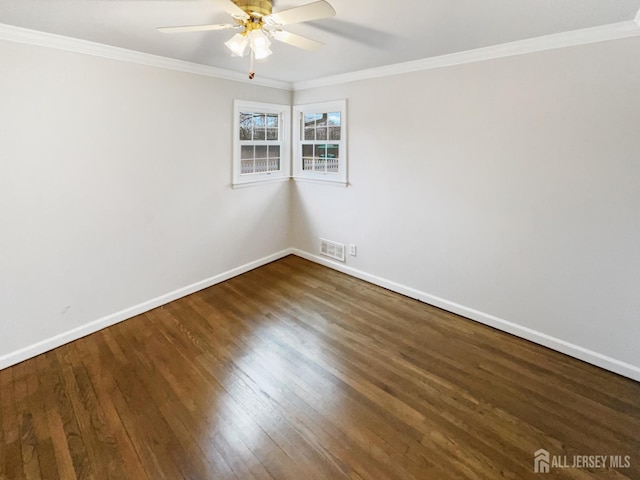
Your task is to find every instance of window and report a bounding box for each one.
[233,100,290,187]
[293,100,347,186]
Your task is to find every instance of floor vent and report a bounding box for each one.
[320,238,345,262]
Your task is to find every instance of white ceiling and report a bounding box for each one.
[1,0,639,83]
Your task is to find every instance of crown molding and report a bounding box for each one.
[293,20,640,91]
[2,18,640,94]
[0,23,292,91]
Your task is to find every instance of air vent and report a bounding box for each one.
[320,238,345,262]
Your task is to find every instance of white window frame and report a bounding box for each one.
[232,100,290,187]
[293,99,347,186]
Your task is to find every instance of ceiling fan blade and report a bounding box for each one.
[263,0,335,26]
[209,0,249,19]
[157,23,237,33]
[269,30,325,51]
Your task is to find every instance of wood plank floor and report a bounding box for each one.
[1,255,639,479]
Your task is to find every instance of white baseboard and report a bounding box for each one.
[290,249,640,383]
[3,247,639,383]
[0,249,293,371]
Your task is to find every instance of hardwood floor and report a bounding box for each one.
[1,255,639,479]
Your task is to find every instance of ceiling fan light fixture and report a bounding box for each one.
[248,29,273,59]
[253,46,273,60]
[158,0,336,78]
[225,33,249,56]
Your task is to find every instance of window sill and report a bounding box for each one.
[292,176,348,187]
[232,177,291,189]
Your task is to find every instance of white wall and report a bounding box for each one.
[0,40,291,366]
[292,37,640,378]
[2,34,639,381]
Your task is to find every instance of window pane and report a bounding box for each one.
[266,114,278,128]
[304,114,317,127]
[302,158,313,171]
[253,128,266,141]
[240,113,253,126]
[328,126,341,141]
[315,145,325,158]
[241,145,254,159]
[268,145,280,158]
[241,160,254,174]
[328,112,341,126]
[314,158,326,172]
[316,113,328,127]
[253,114,266,127]
[268,159,280,171]
[239,113,253,140]
[304,127,315,141]
[316,127,327,141]
[327,144,339,172]
[255,159,268,173]
[255,145,268,159]
[302,144,313,157]
[266,128,278,141]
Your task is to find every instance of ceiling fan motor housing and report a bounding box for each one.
[232,0,273,17]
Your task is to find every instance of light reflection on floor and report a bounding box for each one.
[196,317,344,475]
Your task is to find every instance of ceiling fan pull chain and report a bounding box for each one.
[249,49,255,79]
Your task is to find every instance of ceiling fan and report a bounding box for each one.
[158,0,336,79]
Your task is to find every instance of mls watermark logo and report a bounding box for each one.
[534,449,550,473]
[533,448,631,473]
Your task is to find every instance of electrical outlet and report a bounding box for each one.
[349,244,357,256]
